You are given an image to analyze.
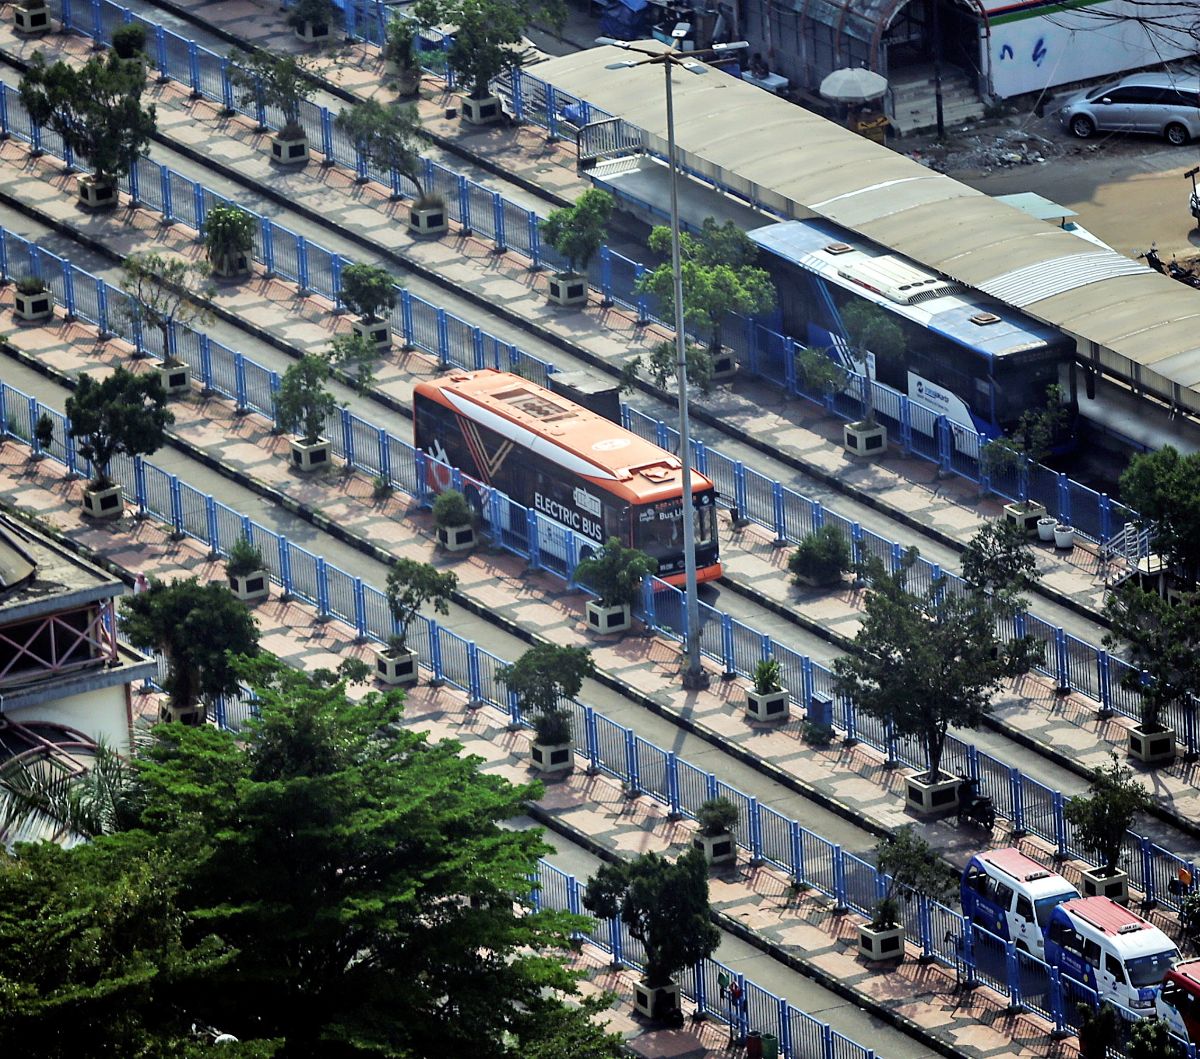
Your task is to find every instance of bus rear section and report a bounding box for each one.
[412,370,721,586]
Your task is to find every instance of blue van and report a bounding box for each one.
[961,848,1078,959]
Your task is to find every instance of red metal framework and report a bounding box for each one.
[0,602,117,684]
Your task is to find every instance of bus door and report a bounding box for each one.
[1045,917,1097,989]
[961,863,1011,941]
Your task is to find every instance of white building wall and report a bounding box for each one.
[14,684,132,756]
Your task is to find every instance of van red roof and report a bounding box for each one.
[1062,896,1151,935]
[1169,959,1200,988]
[981,847,1057,883]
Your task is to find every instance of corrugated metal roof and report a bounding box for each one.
[979,252,1151,307]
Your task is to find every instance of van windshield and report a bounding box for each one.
[1126,950,1179,989]
[1035,892,1076,928]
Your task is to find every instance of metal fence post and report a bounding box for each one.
[429,620,445,684]
[771,481,787,543]
[296,235,310,292]
[61,267,76,320]
[1004,941,1022,1011]
[260,217,275,275]
[525,508,541,570]
[277,535,293,596]
[466,643,482,705]
[133,456,147,515]
[234,353,248,412]
[790,819,805,884]
[1009,766,1025,835]
[189,42,203,97]
[749,796,763,862]
[169,475,184,537]
[205,495,220,553]
[353,577,367,640]
[1141,837,1157,907]
[624,729,640,794]
[528,211,541,269]
[315,556,330,618]
[1052,790,1069,859]
[832,846,848,911]
[435,308,450,367]
[666,751,680,817]
[457,174,471,234]
[1047,967,1067,1037]
[492,192,506,251]
[721,613,735,676]
[340,407,355,468]
[585,705,600,773]
[600,245,613,305]
[1054,627,1071,693]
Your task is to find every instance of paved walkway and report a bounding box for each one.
[0,13,1122,638]
[3,146,1197,868]
[0,446,1073,1059]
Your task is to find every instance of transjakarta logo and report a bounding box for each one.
[914,377,951,411]
[534,491,604,542]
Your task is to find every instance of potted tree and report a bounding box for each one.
[225,534,270,603]
[572,535,656,634]
[539,189,614,308]
[1127,1017,1177,1059]
[13,0,50,35]
[583,849,720,1021]
[285,0,335,44]
[788,524,851,588]
[204,204,257,280]
[692,795,739,865]
[65,368,173,519]
[980,385,1072,536]
[12,275,53,323]
[327,332,383,396]
[833,551,1025,816]
[838,300,905,457]
[338,263,397,351]
[378,558,457,685]
[120,576,259,725]
[385,16,423,97]
[335,100,446,236]
[1063,753,1150,904]
[119,252,214,394]
[795,344,850,402]
[31,412,55,460]
[231,50,316,166]
[499,643,594,776]
[745,658,788,723]
[111,23,147,60]
[19,51,156,210]
[621,339,715,399]
[1120,445,1200,592]
[432,488,475,552]
[276,355,337,472]
[858,827,953,962]
[634,217,775,381]
[1076,1003,1122,1059]
[1103,583,1200,765]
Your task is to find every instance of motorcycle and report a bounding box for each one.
[1189,166,1200,225]
[957,779,996,831]
[1140,246,1200,289]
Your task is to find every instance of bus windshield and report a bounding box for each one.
[635,496,718,563]
[1034,892,1076,929]
[1127,950,1179,989]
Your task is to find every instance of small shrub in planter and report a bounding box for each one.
[500,643,594,776]
[858,827,954,962]
[31,412,55,458]
[12,274,53,322]
[111,23,147,60]
[1127,1017,1177,1059]
[232,50,316,164]
[746,658,788,722]
[284,0,335,43]
[572,536,656,634]
[371,475,392,500]
[377,557,457,686]
[338,262,397,351]
[788,524,850,588]
[385,17,423,96]
[1076,1003,1121,1059]
[539,189,614,307]
[225,534,269,603]
[692,795,739,865]
[433,489,475,552]
[802,720,835,746]
[1064,753,1149,904]
[204,204,257,279]
[276,355,337,472]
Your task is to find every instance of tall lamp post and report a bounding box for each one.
[597,27,746,690]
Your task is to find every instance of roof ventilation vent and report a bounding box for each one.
[824,242,853,255]
[970,312,1002,326]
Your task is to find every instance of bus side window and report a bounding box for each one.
[983,877,1002,905]
[1105,953,1127,984]
[994,882,1016,912]
[1082,939,1102,968]
[1162,981,1181,1008]
[964,866,984,895]
[1015,894,1035,922]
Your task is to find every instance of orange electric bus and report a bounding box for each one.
[412,370,721,585]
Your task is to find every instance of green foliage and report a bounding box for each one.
[1064,753,1150,874]
[839,301,905,425]
[499,643,595,715]
[532,705,572,745]
[413,0,564,98]
[1076,1003,1122,1059]
[284,0,336,33]
[231,49,315,135]
[802,720,835,746]
[788,524,851,586]
[1121,445,1200,583]
[338,262,397,321]
[1104,583,1200,731]
[583,848,719,990]
[432,488,472,529]
[1127,1017,1177,1059]
[15,274,45,295]
[384,557,457,653]
[65,367,173,487]
[572,536,656,608]
[979,384,1071,481]
[224,534,266,577]
[276,354,337,443]
[872,826,955,927]
[695,796,739,837]
[795,346,849,396]
[335,99,429,198]
[120,577,259,712]
[831,552,1018,782]
[961,518,1038,613]
[625,339,714,396]
[539,189,614,275]
[111,22,146,60]
[752,658,783,695]
[203,203,257,260]
[119,252,214,361]
[19,50,156,184]
[328,331,382,395]
[1179,890,1200,951]
[637,218,775,356]
[32,412,54,452]
[385,16,422,77]
[371,474,392,499]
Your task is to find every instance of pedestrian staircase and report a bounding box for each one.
[887,63,985,136]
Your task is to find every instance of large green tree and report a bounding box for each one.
[66,368,173,488]
[1120,444,1200,583]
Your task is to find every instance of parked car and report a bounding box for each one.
[960,848,1078,959]
[1057,73,1200,145]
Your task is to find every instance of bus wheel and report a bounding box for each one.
[577,545,596,566]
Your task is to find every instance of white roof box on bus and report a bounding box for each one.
[836,254,967,307]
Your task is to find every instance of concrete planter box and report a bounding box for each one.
[293,19,330,43]
[13,287,53,323]
[1036,516,1057,542]
[745,687,789,723]
[1003,501,1047,537]
[1054,524,1076,550]
[396,70,421,97]
[77,174,117,210]
[373,646,418,686]
[905,772,961,818]
[159,701,208,726]
[209,250,251,280]
[437,522,475,553]
[585,600,631,634]
[13,2,49,33]
[460,93,501,125]
[1080,865,1130,905]
[81,482,123,520]
[352,316,391,350]
[409,202,448,237]
[530,739,573,775]
[290,437,332,473]
[158,362,192,396]
[692,830,736,865]
[271,131,309,166]
[711,348,737,381]
[633,980,680,1021]
[1129,723,1176,766]
[228,568,270,603]
[843,421,887,457]
[858,923,906,962]
[547,272,588,307]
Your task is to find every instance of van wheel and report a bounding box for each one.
[1016,942,1030,954]
[1070,115,1095,139]
[1166,122,1190,146]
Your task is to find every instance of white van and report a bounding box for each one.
[960,847,1078,959]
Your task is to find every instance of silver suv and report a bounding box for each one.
[1057,73,1200,145]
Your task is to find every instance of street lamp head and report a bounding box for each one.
[605,60,637,69]
[671,21,691,40]
[712,40,750,52]
[680,61,707,75]
[594,35,631,48]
